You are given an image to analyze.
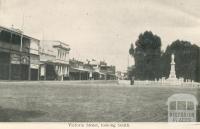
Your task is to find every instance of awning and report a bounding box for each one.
[107,73,116,76]
[97,72,106,75]
[69,67,91,72]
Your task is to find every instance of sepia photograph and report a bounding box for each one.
[0,0,200,124]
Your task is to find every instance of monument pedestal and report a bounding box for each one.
[165,54,183,85]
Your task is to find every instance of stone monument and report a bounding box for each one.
[165,54,182,85]
[168,54,176,79]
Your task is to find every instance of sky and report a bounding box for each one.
[1,0,200,71]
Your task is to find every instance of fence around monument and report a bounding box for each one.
[133,80,200,88]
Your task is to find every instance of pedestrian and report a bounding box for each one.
[130,76,134,85]
[132,76,134,85]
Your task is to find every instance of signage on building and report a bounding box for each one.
[21,55,29,65]
[30,64,39,69]
[30,39,39,55]
[40,65,45,76]
[30,55,39,64]
[10,53,20,64]
[89,72,92,78]
[40,54,55,62]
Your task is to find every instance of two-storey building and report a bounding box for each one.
[0,26,32,80]
[39,40,70,80]
[99,61,116,80]
[69,59,93,80]
[89,60,104,80]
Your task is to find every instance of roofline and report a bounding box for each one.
[53,45,71,51]
[0,25,40,41]
[41,40,69,46]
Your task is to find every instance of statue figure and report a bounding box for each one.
[172,54,174,62]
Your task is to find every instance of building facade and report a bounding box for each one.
[0,26,34,80]
[0,25,116,81]
[89,60,105,80]
[69,59,93,80]
[68,59,117,80]
[99,61,116,80]
[39,40,70,80]
[30,38,40,80]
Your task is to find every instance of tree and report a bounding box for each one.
[162,40,199,81]
[129,31,162,80]
[129,43,134,57]
[129,32,200,82]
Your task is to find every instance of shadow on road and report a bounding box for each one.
[0,106,46,122]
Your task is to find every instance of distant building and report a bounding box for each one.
[69,59,92,80]
[99,61,116,80]
[39,40,70,80]
[69,59,117,80]
[116,71,128,80]
[89,59,104,80]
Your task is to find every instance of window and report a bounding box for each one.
[12,34,21,45]
[170,101,176,110]
[177,101,186,110]
[187,101,194,110]
[60,51,62,59]
[63,52,65,59]
[0,30,11,42]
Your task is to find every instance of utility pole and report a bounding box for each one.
[20,13,24,52]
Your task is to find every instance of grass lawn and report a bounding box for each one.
[0,82,199,122]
